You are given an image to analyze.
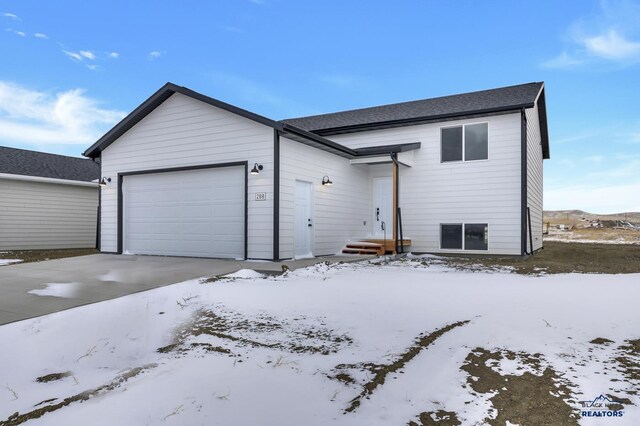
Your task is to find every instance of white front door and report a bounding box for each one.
[294,180,314,258]
[373,177,393,238]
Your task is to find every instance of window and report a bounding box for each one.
[440,223,488,250]
[441,127,462,162]
[441,224,462,249]
[440,122,488,162]
[464,223,488,250]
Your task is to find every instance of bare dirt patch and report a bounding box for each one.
[333,320,470,413]
[158,308,352,357]
[420,241,640,274]
[461,347,579,425]
[0,248,97,265]
[614,339,640,394]
[35,372,73,383]
[408,410,461,426]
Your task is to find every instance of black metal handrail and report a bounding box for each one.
[396,207,404,254]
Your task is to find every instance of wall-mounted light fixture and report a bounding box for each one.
[99,177,111,187]
[322,175,333,186]
[250,163,264,175]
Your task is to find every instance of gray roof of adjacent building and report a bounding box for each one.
[0,146,100,182]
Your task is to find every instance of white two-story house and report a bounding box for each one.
[83,82,549,260]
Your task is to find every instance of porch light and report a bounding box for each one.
[99,177,111,187]
[250,163,263,175]
[322,175,333,186]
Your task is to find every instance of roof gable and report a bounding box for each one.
[0,146,100,182]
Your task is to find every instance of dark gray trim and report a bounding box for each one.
[537,88,550,159]
[244,162,249,260]
[116,161,249,259]
[96,184,101,250]
[520,109,528,256]
[527,206,533,255]
[354,142,421,157]
[310,106,532,137]
[281,124,357,158]
[273,129,280,261]
[117,175,123,254]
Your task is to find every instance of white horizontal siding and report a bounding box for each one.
[100,92,274,259]
[330,113,523,255]
[526,103,544,251]
[279,137,370,258]
[0,179,98,250]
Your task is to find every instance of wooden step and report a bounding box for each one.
[362,239,412,253]
[344,242,385,256]
[341,248,381,255]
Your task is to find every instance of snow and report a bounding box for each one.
[1,260,639,425]
[27,283,81,298]
[0,258,22,266]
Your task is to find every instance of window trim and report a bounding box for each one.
[439,222,489,251]
[440,121,489,163]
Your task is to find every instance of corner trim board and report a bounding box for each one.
[273,129,280,261]
[520,109,528,256]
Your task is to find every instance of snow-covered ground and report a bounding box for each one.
[1,258,639,425]
[0,258,22,266]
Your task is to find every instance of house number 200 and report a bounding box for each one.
[255,192,267,201]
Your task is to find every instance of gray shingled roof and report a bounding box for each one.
[282,82,544,132]
[0,146,100,182]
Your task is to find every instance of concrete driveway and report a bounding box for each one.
[0,254,368,326]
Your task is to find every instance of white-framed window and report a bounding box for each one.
[440,223,489,250]
[440,122,488,162]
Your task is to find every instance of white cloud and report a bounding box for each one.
[546,182,640,214]
[541,52,584,69]
[2,12,19,20]
[79,50,96,60]
[86,64,98,71]
[34,32,48,39]
[543,1,640,68]
[108,51,119,59]
[62,50,83,61]
[0,81,125,145]
[581,30,640,60]
[6,28,26,37]
[148,50,166,60]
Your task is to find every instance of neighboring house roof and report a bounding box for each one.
[0,146,100,182]
[284,82,549,159]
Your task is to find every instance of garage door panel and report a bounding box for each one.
[123,166,245,259]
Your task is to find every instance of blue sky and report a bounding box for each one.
[1,0,639,213]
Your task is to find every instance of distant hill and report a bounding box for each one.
[544,210,640,222]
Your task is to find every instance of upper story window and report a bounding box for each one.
[441,122,488,162]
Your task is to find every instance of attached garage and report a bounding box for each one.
[121,164,247,259]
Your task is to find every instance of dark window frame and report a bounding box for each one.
[440,122,489,163]
[439,222,489,251]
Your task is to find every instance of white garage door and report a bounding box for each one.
[123,166,245,259]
